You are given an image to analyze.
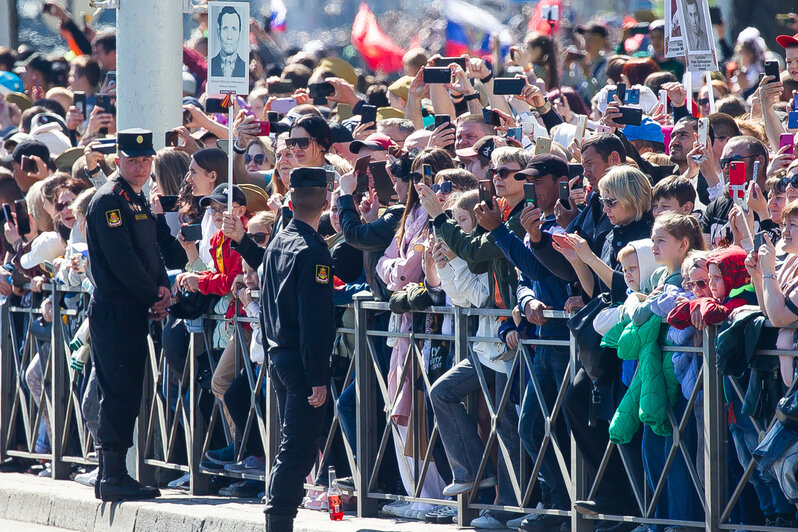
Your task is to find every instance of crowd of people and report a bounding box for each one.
[2,1,798,531]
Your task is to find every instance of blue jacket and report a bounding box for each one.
[490,217,570,339]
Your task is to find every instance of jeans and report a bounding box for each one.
[430,357,520,504]
[518,344,570,509]
[640,394,703,529]
[726,378,794,517]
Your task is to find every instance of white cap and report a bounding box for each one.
[20,231,66,270]
[182,71,197,96]
[29,121,71,158]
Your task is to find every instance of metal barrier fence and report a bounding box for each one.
[1,285,796,531]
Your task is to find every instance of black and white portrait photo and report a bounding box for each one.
[680,0,710,52]
[207,1,249,96]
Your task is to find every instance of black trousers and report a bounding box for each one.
[264,358,327,518]
[89,299,149,451]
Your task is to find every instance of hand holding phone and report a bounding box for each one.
[551,232,573,250]
[423,67,452,84]
[492,78,525,95]
[558,181,571,209]
[165,131,179,147]
[181,224,203,242]
[14,200,30,240]
[478,180,495,204]
[780,133,795,155]
[524,183,537,207]
[360,105,377,127]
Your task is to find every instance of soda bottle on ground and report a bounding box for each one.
[328,466,343,520]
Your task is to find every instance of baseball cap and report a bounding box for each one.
[777,33,798,49]
[623,117,664,143]
[199,184,247,207]
[0,72,23,94]
[330,123,354,144]
[515,153,569,180]
[30,121,71,157]
[12,139,51,167]
[20,232,66,270]
[455,136,506,161]
[182,71,197,96]
[349,133,396,154]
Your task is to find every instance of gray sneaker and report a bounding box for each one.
[224,455,266,473]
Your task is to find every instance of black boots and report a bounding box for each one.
[96,447,160,502]
[264,514,294,532]
[94,447,103,499]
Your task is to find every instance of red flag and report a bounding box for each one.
[351,3,405,73]
[527,0,562,36]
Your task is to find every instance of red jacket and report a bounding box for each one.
[197,230,243,296]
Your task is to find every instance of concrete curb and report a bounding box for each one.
[0,473,469,532]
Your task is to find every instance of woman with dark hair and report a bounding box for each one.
[287,114,332,168]
[548,86,591,122]
[620,57,661,87]
[524,32,560,90]
[605,54,631,84]
[397,148,455,246]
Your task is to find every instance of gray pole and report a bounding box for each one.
[116,0,182,148]
[0,0,18,49]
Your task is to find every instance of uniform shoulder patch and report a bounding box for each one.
[106,209,122,227]
[315,264,330,284]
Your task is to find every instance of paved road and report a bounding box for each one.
[0,519,75,531]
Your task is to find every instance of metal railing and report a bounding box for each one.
[1,285,796,531]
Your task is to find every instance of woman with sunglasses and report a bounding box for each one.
[432,168,478,200]
[287,114,332,169]
[375,147,455,513]
[232,114,276,189]
[556,165,653,301]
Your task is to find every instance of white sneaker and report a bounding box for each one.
[442,477,497,496]
[470,510,506,529]
[380,500,410,517]
[167,472,191,489]
[74,468,98,487]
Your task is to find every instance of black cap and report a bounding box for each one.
[576,23,608,39]
[117,128,156,157]
[21,53,52,77]
[516,154,569,180]
[330,123,354,144]
[200,184,247,207]
[11,139,51,166]
[290,167,328,188]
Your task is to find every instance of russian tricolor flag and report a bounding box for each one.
[269,0,287,32]
[446,20,470,57]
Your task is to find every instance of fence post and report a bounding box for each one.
[0,297,11,460]
[49,285,69,479]
[568,322,591,532]
[135,335,157,486]
[354,293,378,517]
[703,326,725,532]
[453,305,478,527]
[188,329,210,495]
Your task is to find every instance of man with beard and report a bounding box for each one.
[669,116,721,206]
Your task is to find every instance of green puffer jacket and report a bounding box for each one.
[601,313,680,444]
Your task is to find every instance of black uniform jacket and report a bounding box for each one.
[261,218,335,387]
[86,174,169,308]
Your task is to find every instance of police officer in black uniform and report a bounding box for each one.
[86,128,170,501]
[262,167,336,532]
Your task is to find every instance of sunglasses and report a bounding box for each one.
[244,153,265,165]
[285,138,312,150]
[409,172,425,184]
[55,201,70,212]
[249,231,270,244]
[433,181,453,195]
[719,154,756,169]
[779,174,798,193]
[488,167,517,180]
[698,98,710,106]
[600,197,618,208]
[685,279,708,291]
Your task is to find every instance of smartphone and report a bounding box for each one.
[574,115,587,142]
[92,138,116,154]
[14,199,30,238]
[255,121,270,136]
[73,91,86,115]
[764,60,780,82]
[271,98,297,114]
[568,163,584,179]
[205,98,225,114]
[506,127,522,141]
[698,117,709,146]
[422,164,433,182]
[728,161,746,201]
[482,108,501,126]
[793,93,798,111]
[789,112,798,130]
[629,22,650,36]
[183,109,192,126]
[369,161,395,206]
[104,71,116,88]
[534,136,552,155]
[551,232,573,250]
[165,131,179,147]
[354,155,371,193]
[267,80,294,94]
[1,203,13,225]
[266,111,281,123]
[433,57,467,70]
[492,78,525,95]
[626,88,640,105]
[478,180,495,204]
[780,133,795,155]
[360,104,377,126]
[308,82,335,99]
[753,231,766,252]
[429,219,442,242]
[615,82,626,105]
[615,106,643,126]
[659,89,668,110]
[95,94,114,115]
[434,114,451,128]
[181,223,203,242]
[558,181,571,209]
[541,4,559,21]
[523,182,537,207]
[423,67,451,84]
[21,156,37,173]
[159,195,179,212]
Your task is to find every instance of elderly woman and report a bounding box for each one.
[555,165,654,300]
